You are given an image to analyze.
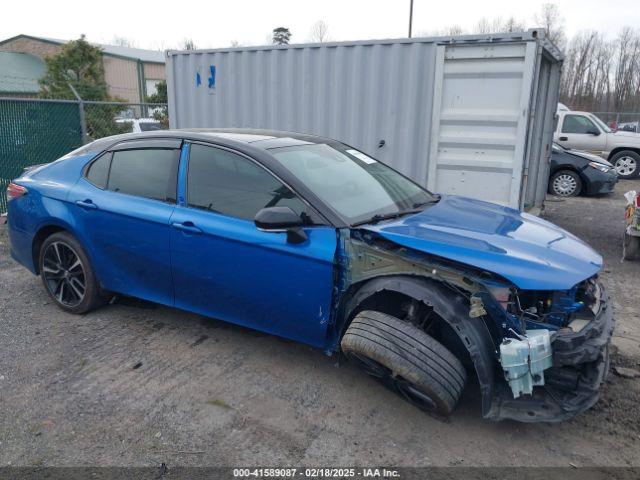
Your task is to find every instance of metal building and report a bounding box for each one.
[166,30,562,210]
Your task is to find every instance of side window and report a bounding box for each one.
[86,153,111,188]
[187,144,309,221]
[562,115,597,134]
[107,149,179,202]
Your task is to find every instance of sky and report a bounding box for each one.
[1,0,636,50]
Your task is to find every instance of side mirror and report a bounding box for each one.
[254,206,308,244]
[587,129,600,136]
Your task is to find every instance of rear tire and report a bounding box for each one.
[39,231,107,314]
[341,310,467,416]
[611,150,640,178]
[549,169,582,197]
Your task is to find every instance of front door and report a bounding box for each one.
[67,142,181,305]
[170,143,337,348]
[557,114,607,154]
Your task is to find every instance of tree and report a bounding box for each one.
[272,27,292,45]
[473,16,525,34]
[39,35,130,139]
[39,35,109,101]
[534,3,566,50]
[112,36,136,47]
[145,80,169,128]
[181,38,197,50]
[309,21,330,43]
[503,16,526,33]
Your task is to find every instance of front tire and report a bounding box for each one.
[341,310,467,416]
[611,150,640,178]
[39,231,106,314]
[549,169,582,197]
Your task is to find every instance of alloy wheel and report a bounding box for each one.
[553,173,578,196]
[42,241,86,307]
[615,156,637,177]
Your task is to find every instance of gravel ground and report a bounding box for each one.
[0,179,639,468]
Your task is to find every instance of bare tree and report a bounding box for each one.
[503,16,526,33]
[309,20,330,43]
[474,17,504,34]
[534,3,566,50]
[560,31,615,112]
[230,40,242,48]
[181,38,197,50]
[612,27,640,111]
[473,16,525,34]
[418,25,465,37]
[112,36,136,47]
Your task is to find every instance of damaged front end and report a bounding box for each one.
[488,278,615,422]
[332,228,614,422]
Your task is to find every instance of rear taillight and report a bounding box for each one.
[636,194,640,208]
[6,182,27,201]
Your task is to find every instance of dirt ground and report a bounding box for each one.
[0,180,639,468]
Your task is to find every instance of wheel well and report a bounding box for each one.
[351,289,474,369]
[333,275,497,417]
[608,147,640,161]
[551,166,581,178]
[32,225,66,274]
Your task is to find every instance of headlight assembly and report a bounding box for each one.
[589,161,611,172]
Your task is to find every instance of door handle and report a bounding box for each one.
[559,136,568,141]
[171,221,203,234]
[75,199,98,210]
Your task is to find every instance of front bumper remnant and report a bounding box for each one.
[486,283,614,422]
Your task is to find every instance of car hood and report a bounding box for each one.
[360,195,602,291]
[612,130,640,144]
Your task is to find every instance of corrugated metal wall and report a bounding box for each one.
[144,63,166,82]
[103,56,140,103]
[169,42,438,183]
[167,33,562,209]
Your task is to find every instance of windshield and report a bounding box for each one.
[589,114,611,133]
[269,143,436,225]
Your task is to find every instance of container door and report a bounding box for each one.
[427,42,537,208]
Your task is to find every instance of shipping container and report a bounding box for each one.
[166,30,563,210]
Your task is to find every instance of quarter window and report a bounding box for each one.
[106,149,179,202]
[85,153,111,189]
[562,115,598,134]
[187,144,309,221]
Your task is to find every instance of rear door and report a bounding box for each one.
[170,142,337,348]
[68,139,181,305]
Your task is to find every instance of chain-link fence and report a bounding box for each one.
[592,112,640,132]
[0,97,167,213]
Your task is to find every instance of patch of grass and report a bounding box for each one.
[205,397,232,410]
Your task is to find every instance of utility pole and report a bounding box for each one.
[408,0,414,38]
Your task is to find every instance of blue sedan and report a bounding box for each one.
[6,130,614,421]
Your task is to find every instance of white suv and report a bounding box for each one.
[554,110,640,178]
